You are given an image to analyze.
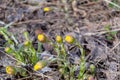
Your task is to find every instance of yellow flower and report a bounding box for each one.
[43,7,50,12]
[34,61,47,71]
[5,47,11,53]
[6,66,15,75]
[56,35,62,43]
[65,35,74,44]
[24,40,30,46]
[37,34,46,43]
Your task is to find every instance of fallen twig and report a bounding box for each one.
[104,0,120,9]
[84,28,120,36]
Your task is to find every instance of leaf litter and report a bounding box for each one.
[0,0,120,80]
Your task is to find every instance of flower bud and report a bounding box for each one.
[65,35,74,44]
[59,68,64,74]
[37,34,47,43]
[6,66,16,75]
[43,7,50,12]
[5,47,11,53]
[24,40,30,46]
[56,35,62,43]
[34,60,47,71]
[90,64,95,73]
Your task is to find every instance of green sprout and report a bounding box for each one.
[1,23,96,79]
[104,25,117,40]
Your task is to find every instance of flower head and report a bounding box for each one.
[34,61,47,71]
[5,47,11,53]
[43,7,50,12]
[24,40,30,46]
[65,35,74,44]
[6,66,16,75]
[37,34,46,43]
[56,35,62,43]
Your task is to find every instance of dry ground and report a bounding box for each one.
[0,0,120,80]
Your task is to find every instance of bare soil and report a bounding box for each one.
[0,0,120,80]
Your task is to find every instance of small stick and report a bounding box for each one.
[109,41,120,52]
[104,0,120,9]
[84,28,120,36]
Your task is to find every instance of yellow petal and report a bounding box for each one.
[65,35,74,44]
[34,61,47,71]
[56,35,62,43]
[43,7,50,12]
[37,34,46,43]
[6,66,15,75]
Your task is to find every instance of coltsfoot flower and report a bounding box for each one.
[6,66,16,75]
[34,61,47,71]
[24,40,30,46]
[43,7,50,12]
[5,47,11,53]
[37,34,46,43]
[56,35,62,43]
[65,35,74,44]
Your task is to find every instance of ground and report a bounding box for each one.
[0,0,120,80]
